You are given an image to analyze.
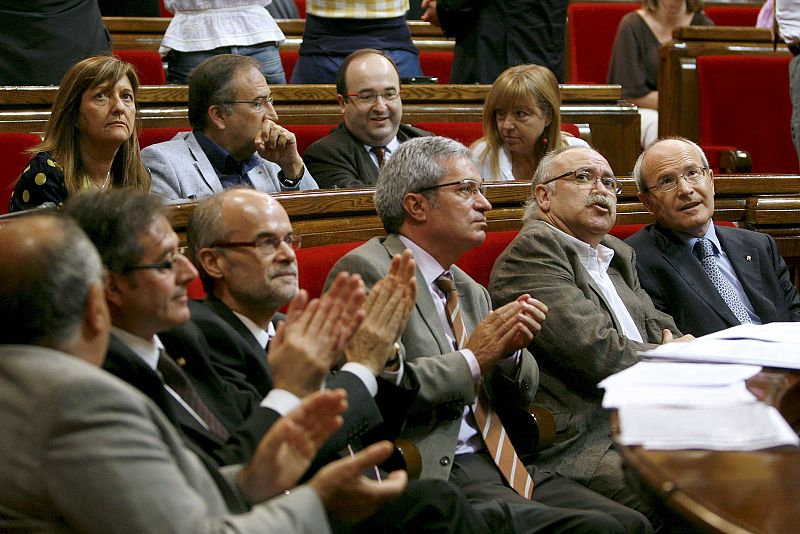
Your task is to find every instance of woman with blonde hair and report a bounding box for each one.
[472,64,587,182]
[10,55,150,212]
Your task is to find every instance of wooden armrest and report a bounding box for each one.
[527,405,556,451]
[497,404,557,464]
[380,438,422,480]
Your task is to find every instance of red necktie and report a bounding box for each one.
[371,146,387,168]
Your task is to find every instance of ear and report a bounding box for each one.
[402,192,429,224]
[544,110,553,128]
[336,94,347,115]
[197,248,225,282]
[104,271,127,311]
[84,281,110,338]
[208,105,227,131]
[534,184,552,213]
[708,169,715,196]
[638,191,656,215]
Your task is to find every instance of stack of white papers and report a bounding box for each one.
[600,361,799,450]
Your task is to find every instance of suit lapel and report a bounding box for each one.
[205,296,267,357]
[717,226,770,318]
[187,132,225,194]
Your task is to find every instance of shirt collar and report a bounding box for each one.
[362,135,401,156]
[676,219,721,255]
[194,129,259,175]
[398,234,449,290]
[111,326,160,371]
[547,224,615,273]
[232,310,274,349]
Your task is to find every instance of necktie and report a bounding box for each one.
[157,351,231,441]
[435,274,534,499]
[694,238,752,325]
[371,146,387,168]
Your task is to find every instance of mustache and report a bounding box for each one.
[585,194,616,211]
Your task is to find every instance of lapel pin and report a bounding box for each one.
[745,255,752,262]
[176,357,187,367]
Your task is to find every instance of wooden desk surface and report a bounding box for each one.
[616,370,800,534]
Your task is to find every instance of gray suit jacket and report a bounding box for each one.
[0,344,329,533]
[328,235,539,480]
[489,219,679,483]
[626,223,800,336]
[142,131,318,201]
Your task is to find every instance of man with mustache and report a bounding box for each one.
[627,137,800,336]
[489,146,687,528]
[303,49,431,189]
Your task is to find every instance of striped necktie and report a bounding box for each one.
[371,146,387,168]
[435,274,534,499]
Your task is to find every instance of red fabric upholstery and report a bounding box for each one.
[159,0,172,17]
[414,122,484,146]
[280,50,298,81]
[294,0,306,18]
[567,3,637,84]
[0,132,41,215]
[114,50,166,85]
[704,6,760,26]
[455,231,519,287]
[697,55,798,173]
[285,124,335,156]
[187,277,207,299]
[610,224,646,241]
[138,127,190,148]
[418,51,454,84]
[295,241,365,300]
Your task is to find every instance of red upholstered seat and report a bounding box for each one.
[0,132,41,215]
[159,0,172,17]
[295,241,365,300]
[704,6,760,26]
[285,124,335,156]
[138,127,190,148]
[414,122,485,146]
[418,51,454,84]
[456,231,519,287]
[280,50,298,81]
[567,2,637,84]
[697,55,798,173]
[114,50,166,85]
[294,0,306,18]
[610,224,646,241]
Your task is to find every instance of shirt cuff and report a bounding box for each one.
[260,388,302,416]
[379,355,405,386]
[341,362,379,397]
[459,348,482,384]
[278,168,303,187]
[495,349,522,376]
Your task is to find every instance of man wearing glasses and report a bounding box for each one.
[627,137,800,336]
[329,137,653,533]
[142,54,317,201]
[304,49,431,189]
[489,145,684,529]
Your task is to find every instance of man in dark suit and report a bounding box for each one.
[329,136,653,533]
[0,211,406,532]
[627,137,800,336]
[303,49,431,189]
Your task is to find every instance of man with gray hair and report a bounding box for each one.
[627,137,800,336]
[0,212,396,532]
[142,53,317,201]
[490,145,686,527]
[329,136,654,533]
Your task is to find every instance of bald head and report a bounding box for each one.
[0,214,106,356]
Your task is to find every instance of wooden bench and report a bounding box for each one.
[0,84,641,174]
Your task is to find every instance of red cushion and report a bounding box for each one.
[113,50,166,85]
[159,0,172,17]
[295,241,365,300]
[138,127,190,148]
[414,122,484,146]
[0,133,41,215]
[187,276,207,299]
[704,6,760,27]
[610,224,646,241]
[455,231,519,287]
[295,0,306,18]
[285,124,336,157]
[280,50,298,81]
[418,51,454,84]
[697,55,797,173]
[568,2,637,84]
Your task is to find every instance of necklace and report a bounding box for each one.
[91,171,111,191]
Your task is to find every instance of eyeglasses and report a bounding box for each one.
[541,169,622,194]
[211,234,301,255]
[646,167,709,194]
[417,179,487,200]
[220,95,274,112]
[340,90,400,105]
[123,251,187,274]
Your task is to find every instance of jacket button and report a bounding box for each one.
[439,456,450,466]
[521,380,530,391]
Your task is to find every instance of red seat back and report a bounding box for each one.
[418,51,454,84]
[114,50,166,85]
[159,0,172,17]
[456,231,519,287]
[0,133,41,215]
[697,55,797,173]
[567,2,637,84]
[285,124,335,156]
[704,6,760,26]
[138,127,190,148]
[295,241,365,300]
[414,122,484,146]
[294,0,306,18]
[280,50,298,81]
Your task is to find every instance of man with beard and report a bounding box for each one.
[489,146,688,528]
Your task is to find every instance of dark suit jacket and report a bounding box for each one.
[105,324,280,466]
[303,123,431,189]
[626,223,800,336]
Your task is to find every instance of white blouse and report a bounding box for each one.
[472,135,589,182]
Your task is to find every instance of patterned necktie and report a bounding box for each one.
[694,238,752,325]
[157,350,231,441]
[435,274,534,499]
[371,146,387,168]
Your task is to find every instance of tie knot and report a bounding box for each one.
[436,274,455,294]
[694,237,715,260]
[371,146,387,167]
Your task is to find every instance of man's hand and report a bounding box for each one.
[345,250,417,374]
[660,329,695,344]
[255,119,305,181]
[466,294,547,375]
[420,0,441,27]
[269,274,366,396]
[308,441,407,526]
[236,389,348,503]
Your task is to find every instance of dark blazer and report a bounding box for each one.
[303,123,431,189]
[626,223,800,336]
[105,323,280,466]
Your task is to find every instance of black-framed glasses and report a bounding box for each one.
[211,234,301,255]
[646,167,709,194]
[417,179,487,199]
[541,169,622,194]
[340,90,400,105]
[220,95,274,112]
[123,251,186,274]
